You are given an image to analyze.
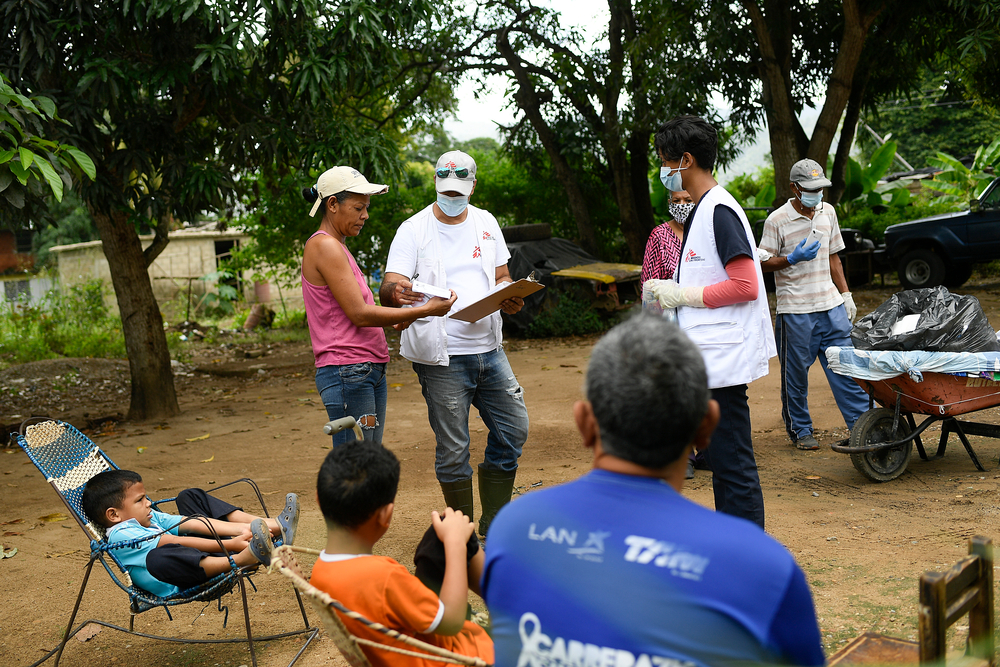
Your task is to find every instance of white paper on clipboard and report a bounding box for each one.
[449,278,545,323]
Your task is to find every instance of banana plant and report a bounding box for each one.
[928,137,1000,205]
[837,140,911,219]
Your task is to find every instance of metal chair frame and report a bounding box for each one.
[16,418,318,667]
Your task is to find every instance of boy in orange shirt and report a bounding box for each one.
[310,441,493,667]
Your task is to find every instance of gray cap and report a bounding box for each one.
[789,159,832,189]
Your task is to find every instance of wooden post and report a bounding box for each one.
[920,570,947,664]
[968,536,994,666]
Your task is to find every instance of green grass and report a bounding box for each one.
[0,280,127,369]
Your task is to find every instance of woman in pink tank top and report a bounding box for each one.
[301,167,456,445]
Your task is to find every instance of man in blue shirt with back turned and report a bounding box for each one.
[481,314,824,667]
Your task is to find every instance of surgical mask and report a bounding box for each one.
[797,189,823,209]
[659,160,688,192]
[436,193,469,217]
[669,201,695,225]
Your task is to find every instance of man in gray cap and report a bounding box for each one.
[379,150,529,538]
[757,159,868,450]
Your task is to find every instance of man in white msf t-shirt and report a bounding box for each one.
[379,150,529,538]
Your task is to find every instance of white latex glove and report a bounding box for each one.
[645,279,706,309]
[842,291,857,322]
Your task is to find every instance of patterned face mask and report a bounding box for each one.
[669,201,695,225]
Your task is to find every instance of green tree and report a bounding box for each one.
[857,67,999,169]
[33,191,100,268]
[465,0,720,262]
[0,75,95,223]
[3,0,460,419]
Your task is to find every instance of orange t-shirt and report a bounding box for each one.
[310,553,494,667]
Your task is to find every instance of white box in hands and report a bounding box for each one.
[410,280,452,299]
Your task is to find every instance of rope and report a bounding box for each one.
[271,546,489,667]
[880,383,1000,415]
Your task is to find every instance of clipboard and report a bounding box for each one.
[449,278,545,323]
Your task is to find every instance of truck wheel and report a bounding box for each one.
[943,263,973,289]
[898,249,945,289]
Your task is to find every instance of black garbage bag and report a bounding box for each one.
[851,286,1000,352]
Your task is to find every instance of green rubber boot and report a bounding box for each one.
[439,477,475,522]
[478,464,517,538]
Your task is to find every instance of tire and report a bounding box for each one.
[848,408,913,482]
[897,248,945,289]
[943,263,974,289]
[502,223,552,243]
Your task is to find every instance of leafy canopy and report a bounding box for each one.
[0,75,95,222]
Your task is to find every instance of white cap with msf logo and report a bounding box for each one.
[434,151,477,196]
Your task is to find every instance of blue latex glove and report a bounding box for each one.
[787,237,821,265]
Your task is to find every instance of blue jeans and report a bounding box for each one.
[776,307,870,441]
[315,362,387,446]
[413,348,529,483]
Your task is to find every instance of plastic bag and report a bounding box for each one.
[851,286,1000,352]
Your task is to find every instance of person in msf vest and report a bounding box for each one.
[379,150,529,539]
[645,116,776,529]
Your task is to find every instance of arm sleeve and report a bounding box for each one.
[383,564,450,635]
[766,565,826,666]
[758,216,781,258]
[702,256,759,308]
[385,224,418,278]
[713,204,754,265]
[827,208,846,254]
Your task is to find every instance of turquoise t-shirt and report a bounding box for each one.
[106,509,183,597]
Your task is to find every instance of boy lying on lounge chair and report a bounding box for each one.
[81,469,298,597]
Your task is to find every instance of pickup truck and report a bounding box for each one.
[877,177,1000,289]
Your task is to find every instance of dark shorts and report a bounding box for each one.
[144,488,241,591]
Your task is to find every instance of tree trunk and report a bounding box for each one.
[497,30,600,256]
[806,0,885,165]
[89,206,180,421]
[830,67,870,204]
[743,0,808,205]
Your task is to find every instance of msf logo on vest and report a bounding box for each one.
[683,249,705,263]
[516,613,695,667]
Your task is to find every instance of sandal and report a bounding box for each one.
[277,492,299,546]
[249,518,274,566]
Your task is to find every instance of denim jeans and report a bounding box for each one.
[413,348,529,483]
[315,362,387,446]
[776,306,870,441]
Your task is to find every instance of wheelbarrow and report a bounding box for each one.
[826,346,1000,482]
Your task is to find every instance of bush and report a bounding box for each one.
[524,294,609,338]
[0,280,126,368]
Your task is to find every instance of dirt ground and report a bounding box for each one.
[4,281,1000,667]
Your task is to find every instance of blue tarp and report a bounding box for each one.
[825,346,1000,383]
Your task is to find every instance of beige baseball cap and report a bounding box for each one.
[309,166,389,216]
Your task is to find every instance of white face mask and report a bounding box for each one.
[669,201,695,225]
[436,193,469,217]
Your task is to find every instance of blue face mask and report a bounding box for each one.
[437,193,469,217]
[797,189,823,209]
[659,159,688,192]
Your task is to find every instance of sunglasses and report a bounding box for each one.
[436,167,471,179]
